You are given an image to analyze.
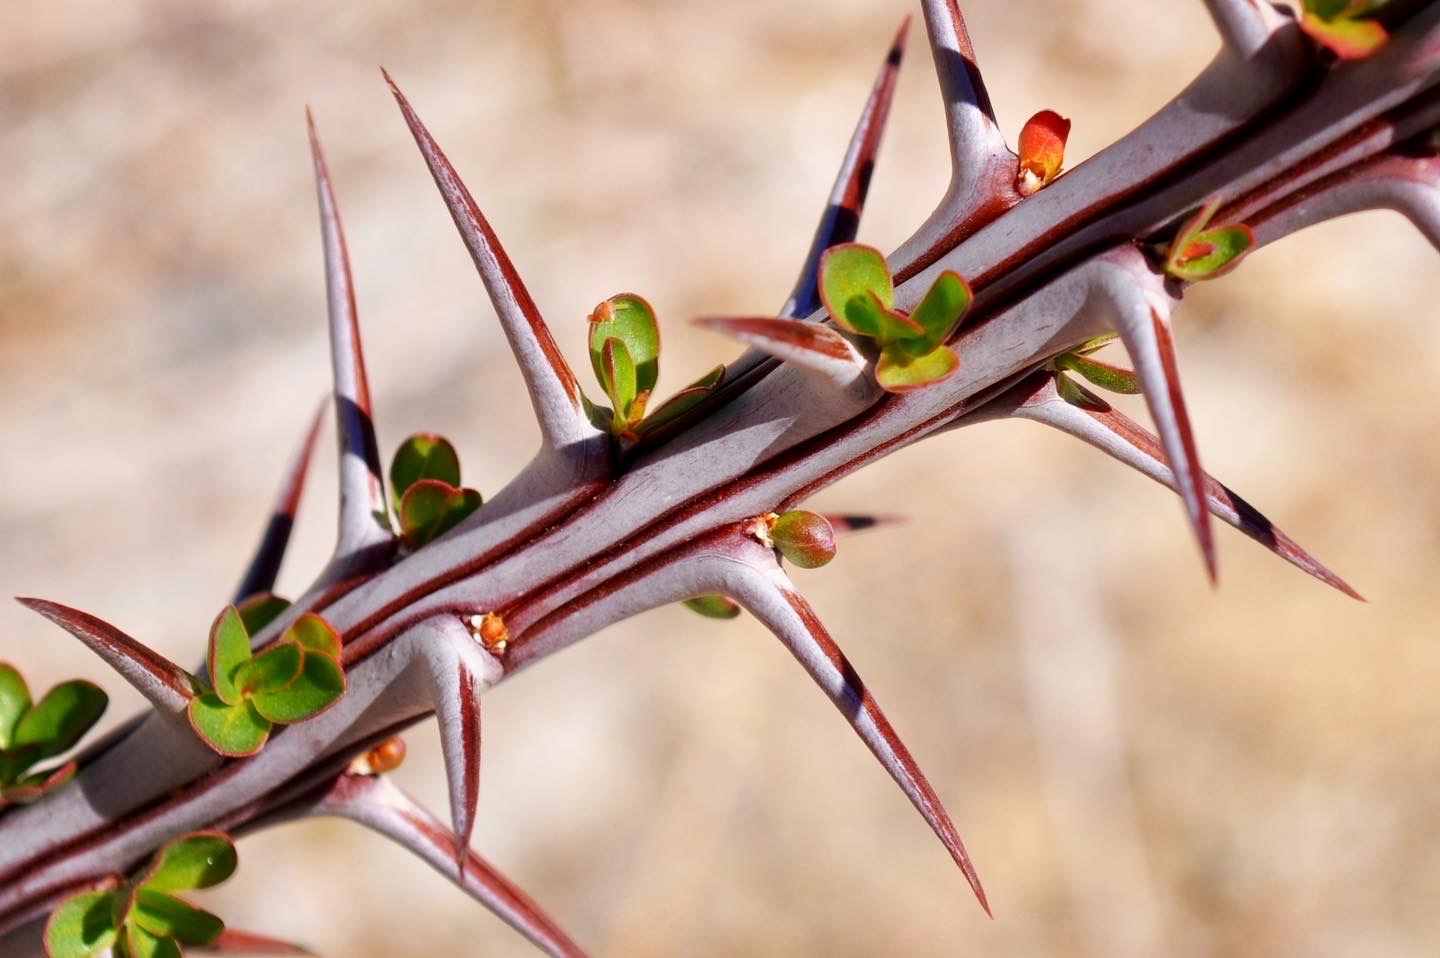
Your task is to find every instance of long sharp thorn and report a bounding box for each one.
[419,617,501,869]
[198,929,314,955]
[920,0,998,130]
[233,401,325,603]
[16,598,192,715]
[723,546,990,915]
[782,16,909,319]
[981,373,1363,599]
[383,71,596,452]
[695,317,870,395]
[1202,0,1291,57]
[893,0,1013,278]
[1104,274,1216,582]
[821,514,905,537]
[307,111,391,561]
[314,773,588,958]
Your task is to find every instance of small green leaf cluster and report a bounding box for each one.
[389,433,483,549]
[1163,198,1255,282]
[818,244,972,392]
[45,832,238,958]
[766,511,837,570]
[0,665,106,807]
[1298,1,1389,59]
[187,604,345,757]
[584,294,726,441]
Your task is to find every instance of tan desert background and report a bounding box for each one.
[4,1,1440,955]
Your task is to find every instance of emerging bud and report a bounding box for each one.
[353,735,408,775]
[469,612,510,656]
[1016,110,1071,196]
[768,511,837,569]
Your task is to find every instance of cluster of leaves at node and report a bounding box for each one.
[45,832,238,958]
[1298,0,1391,59]
[1163,197,1255,281]
[820,244,972,392]
[390,433,483,548]
[584,293,725,441]
[0,665,106,807]
[187,600,344,757]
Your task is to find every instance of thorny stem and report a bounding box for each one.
[3,2,1439,954]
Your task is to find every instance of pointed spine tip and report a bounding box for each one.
[385,73,594,451]
[17,598,192,714]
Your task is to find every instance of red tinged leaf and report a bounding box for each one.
[1300,9,1387,60]
[1016,109,1070,196]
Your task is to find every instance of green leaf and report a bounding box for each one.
[900,270,971,356]
[208,607,253,707]
[875,344,960,393]
[1054,352,1140,394]
[187,694,271,758]
[682,595,743,620]
[285,613,341,661]
[1054,372,1110,411]
[1166,224,1255,281]
[130,890,224,946]
[13,681,108,760]
[819,245,894,335]
[599,337,638,430]
[250,653,345,725]
[398,480,484,549]
[234,643,303,697]
[588,294,660,396]
[44,890,119,958]
[141,832,238,892]
[634,364,725,438]
[388,433,463,512]
[769,511,837,570]
[1305,0,1351,18]
[0,664,30,750]
[235,594,290,637]
[124,922,182,958]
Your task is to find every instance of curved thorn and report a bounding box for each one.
[781,16,910,319]
[975,372,1363,599]
[233,401,325,603]
[313,773,588,958]
[16,598,193,715]
[821,514,905,537]
[1100,264,1216,582]
[198,928,314,955]
[719,544,990,915]
[306,111,391,561]
[418,617,502,868]
[695,317,870,396]
[382,71,597,452]
[1202,0,1293,58]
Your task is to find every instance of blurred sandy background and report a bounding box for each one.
[4,1,1440,955]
